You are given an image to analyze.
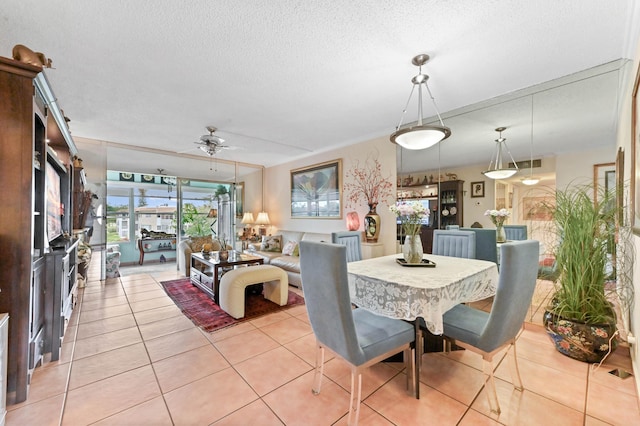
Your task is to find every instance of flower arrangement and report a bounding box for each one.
[390,202,429,236]
[344,155,394,209]
[484,208,510,227]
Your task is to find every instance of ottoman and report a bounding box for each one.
[218,265,289,319]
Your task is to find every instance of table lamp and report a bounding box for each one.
[255,211,270,236]
[241,212,255,239]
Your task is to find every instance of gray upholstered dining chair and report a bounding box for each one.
[461,227,498,264]
[445,224,460,230]
[442,240,539,414]
[331,231,363,262]
[299,241,416,425]
[432,229,476,258]
[504,224,527,240]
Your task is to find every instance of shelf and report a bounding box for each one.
[141,247,175,254]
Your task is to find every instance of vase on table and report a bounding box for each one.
[402,234,423,264]
[364,203,380,242]
[496,224,506,243]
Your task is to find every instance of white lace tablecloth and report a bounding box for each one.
[347,254,499,335]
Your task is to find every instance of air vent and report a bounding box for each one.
[508,159,542,169]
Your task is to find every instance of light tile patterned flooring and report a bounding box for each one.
[6,257,640,425]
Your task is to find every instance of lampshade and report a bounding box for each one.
[481,127,518,179]
[390,54,451,150]
[207,208,218,218]
[241,212,255,224]
[346,211,360,231]
[255,212,270,226]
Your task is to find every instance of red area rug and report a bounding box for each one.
[160,278,305,332]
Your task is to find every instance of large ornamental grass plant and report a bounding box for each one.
[547,184,625,324]
[554,189,611,323]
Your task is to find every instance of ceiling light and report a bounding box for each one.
[482,127,518,179]
[521,96,539,186]
[199,145,216,156]
[521,176,540,185]
[390,54,451,150]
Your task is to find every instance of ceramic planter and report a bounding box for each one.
[543,309,618,363]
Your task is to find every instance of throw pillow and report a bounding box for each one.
[260,235,282,252]
[282,240,298,256]
[292,243,300,257]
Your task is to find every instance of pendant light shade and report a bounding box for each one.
[482,127,518,179]
[521,176,540,186]
[390,54,451,150]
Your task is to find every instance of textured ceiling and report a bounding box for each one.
[1,0,639,178]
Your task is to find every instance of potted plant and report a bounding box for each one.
[540,183,631,363]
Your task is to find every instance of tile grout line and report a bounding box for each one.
[57,284,86,426]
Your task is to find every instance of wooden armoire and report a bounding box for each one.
[0,56,80,403]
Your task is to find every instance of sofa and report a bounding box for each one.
[178,236,231,275]
[247,230,331,288]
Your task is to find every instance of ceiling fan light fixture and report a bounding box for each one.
[199,145,216,156]
[390,54,451,150]
[481,127,518,180]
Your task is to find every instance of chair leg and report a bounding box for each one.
[403,347,418,398]
[482,357,501,415]
[312,343,324,395]
[508,341,523,391]
[348,370,362,426]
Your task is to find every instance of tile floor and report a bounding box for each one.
[6,257,640,425]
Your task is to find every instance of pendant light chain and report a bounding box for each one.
[522,95,540,185]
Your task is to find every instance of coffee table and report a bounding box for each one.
[190,251,264,304]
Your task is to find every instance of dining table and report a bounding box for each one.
[347,253,499,397]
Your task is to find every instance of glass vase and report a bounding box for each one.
[403,234,423,264]
[496,224,506,243]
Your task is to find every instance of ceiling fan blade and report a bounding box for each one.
[176,145,202,154]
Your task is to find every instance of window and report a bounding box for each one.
[106,193,131,243]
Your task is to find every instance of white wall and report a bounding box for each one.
[264,136,397,255]
[74,137,108,248]
[555,147,614,190]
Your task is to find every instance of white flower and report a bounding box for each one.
[390,202,429,236]
[484,208,510,218]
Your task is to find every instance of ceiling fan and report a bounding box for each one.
[180,126,235,156]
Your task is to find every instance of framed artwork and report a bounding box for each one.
[616,147,624,225]
[235,181,244,218]
[523,196,554,221]
[593,162,615,206]
[290,159,342,218]
[470,181,485,198]
[632,60,640,234]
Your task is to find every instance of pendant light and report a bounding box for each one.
[390,54,451,150]
[481,127,518,179]
[521,96,540,185]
